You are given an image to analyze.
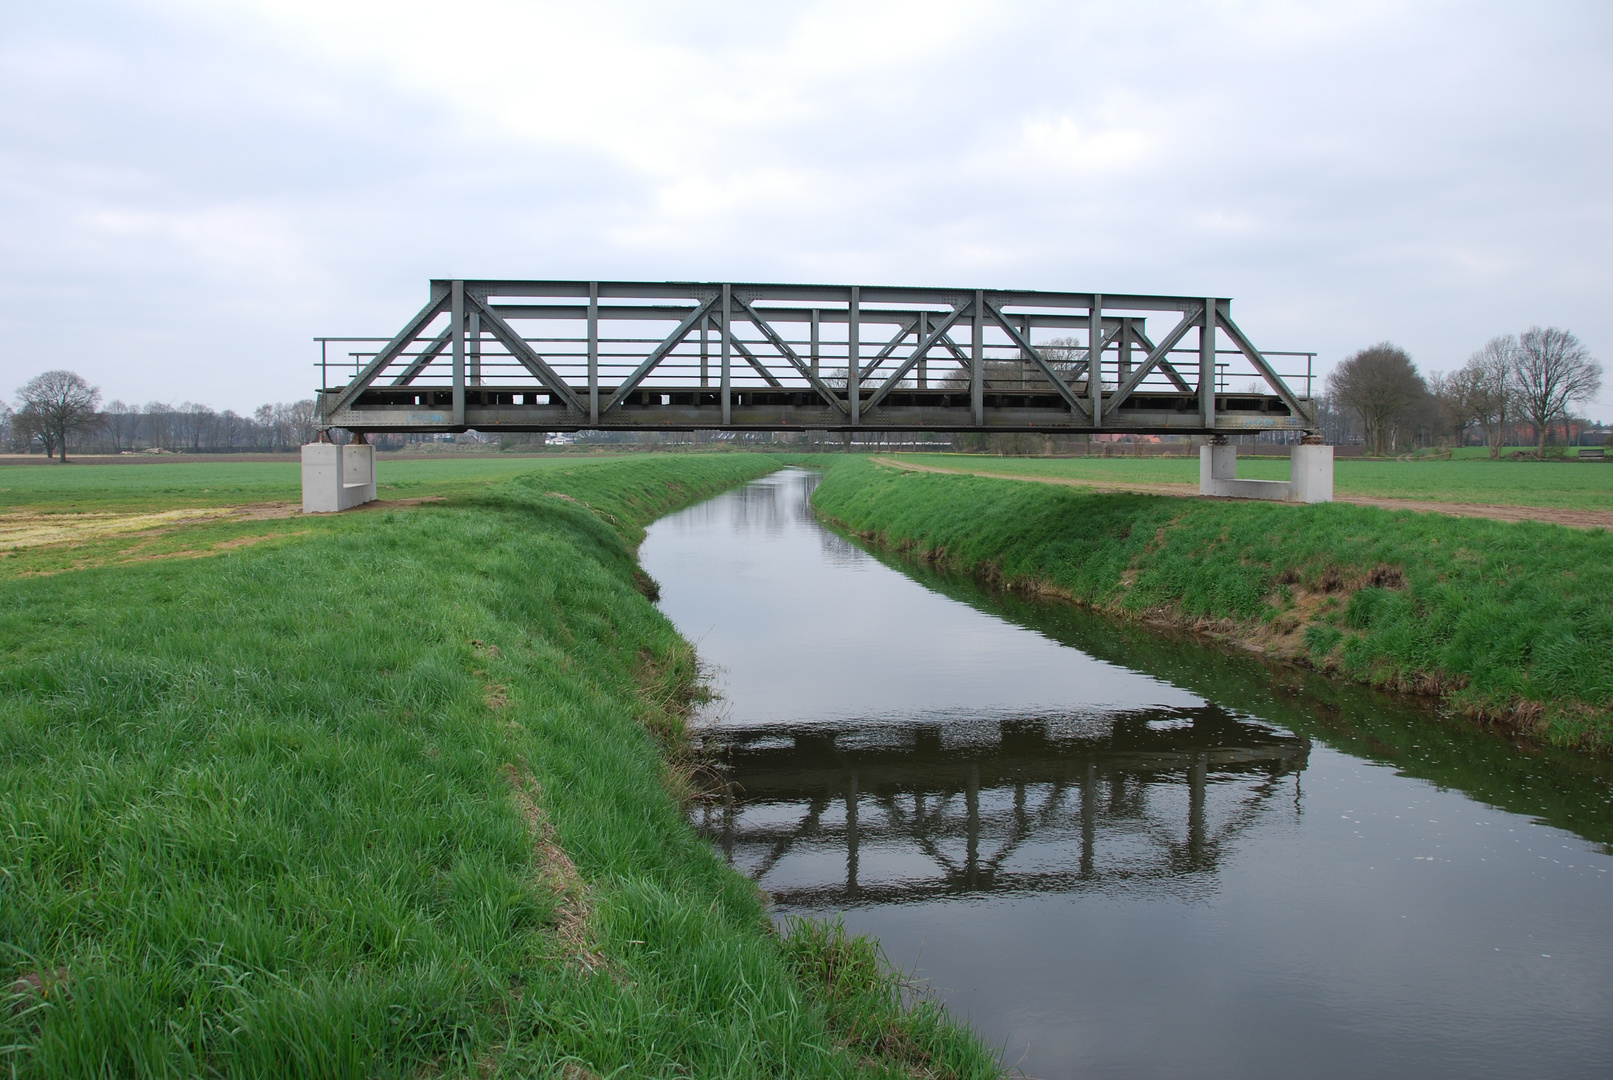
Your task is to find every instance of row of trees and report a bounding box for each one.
[6,370,320,461]
[10,328,1602,462]
[1324,327,1602,457]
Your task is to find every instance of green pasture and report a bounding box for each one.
[0,455,998,1078]
[0,455,623,512]
[892,452,1613,510]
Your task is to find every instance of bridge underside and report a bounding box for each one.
[337,386,1303,435]
[317,280,1316,437]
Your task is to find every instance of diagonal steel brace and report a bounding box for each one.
[731,296,848,416]
[602,296,720,414]
[467,294,586,415]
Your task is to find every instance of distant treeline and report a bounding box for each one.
[0,397,322,456]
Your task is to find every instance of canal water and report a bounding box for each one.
[639,468,1613,1079]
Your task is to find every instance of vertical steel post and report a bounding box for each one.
[1089,293,1103,428]
[587,282,599,427]
[810,309,820,380]
[721,284,732,426]
[1080,763,1097,878]
[320,339,327,390]
[468,312,481,387]
[965,762,980,887]
[1022,314,1032,392]
[917,311,928,389]
[450,280,465,427]
[1188,756,1207,867]
[971,291,984,426]
[700,315,709,388]
[1201,298,1217,429]
[845,770,859,896]
[848,286,860,426]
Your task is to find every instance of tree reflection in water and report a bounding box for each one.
[694,706,1307,908]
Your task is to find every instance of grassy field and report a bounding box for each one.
[0,456,637,578]
[0,455,998,1078]
[812,457,1613,750]
[889,452,1613,510]
[0,455,622,512]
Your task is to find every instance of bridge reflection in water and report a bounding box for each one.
[694,708,1307,908]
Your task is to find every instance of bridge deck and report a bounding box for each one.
[331,384,1305,434]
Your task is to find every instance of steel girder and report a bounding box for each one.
[317,279,1316,435]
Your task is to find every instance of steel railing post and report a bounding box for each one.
[972,291,985,426]
[721,284,732,426]
[451,280,465,428]
[848,286,860,426]
[1090,293,1103,428]
[588,282,599,427]
[1200,297,1216,430]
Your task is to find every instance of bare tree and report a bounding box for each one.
[144,402,175,451]
[1452,336,1519,458]
[13,406,51,457]
[1515,326,1601,457]
[176,402,214,452]
[16,370,102,462]
[1325,344,1427,456]
[286,400,320,446]
[105,399,150,453]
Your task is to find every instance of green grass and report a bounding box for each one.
[812,457,1613,750]
[890,452,1613,510]
[0,455,999,1078]
[0,456,626,512]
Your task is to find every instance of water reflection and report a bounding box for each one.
[698,707,1307,907]
[644,468,1613,1080]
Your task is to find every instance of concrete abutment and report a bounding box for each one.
[1199,442,1333,503]
[301,442,377,513]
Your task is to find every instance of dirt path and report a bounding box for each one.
[870,457,1613,530]
[0,496,443,551]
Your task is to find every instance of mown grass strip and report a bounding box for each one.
[811,457,1613,751]
[0,454,1000,1079]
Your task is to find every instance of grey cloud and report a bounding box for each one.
[1,0,1609,416]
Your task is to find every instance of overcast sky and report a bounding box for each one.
[3,0,1610,419]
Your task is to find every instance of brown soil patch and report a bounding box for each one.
[16,532,311,576]
[499,764,602,972]
[1337,496,1613,529]
[870,456,1613,530]
[0,496,444,554]
[0,508,241,549]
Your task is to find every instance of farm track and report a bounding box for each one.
[871,457,1613,530]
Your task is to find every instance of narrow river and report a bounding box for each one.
[639,468,1613,1079]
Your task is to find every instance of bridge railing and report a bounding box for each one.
[318,336,1316,401]
[315,281,1317,433]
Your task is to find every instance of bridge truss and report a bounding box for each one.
[693,708,1308,907]
[316,280,1317,436]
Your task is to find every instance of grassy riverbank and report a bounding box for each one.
[810,457,1613,751]
[0,455,998,1078]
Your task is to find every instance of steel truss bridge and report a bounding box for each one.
[316,280,1317,436]
[693,708,1308,907]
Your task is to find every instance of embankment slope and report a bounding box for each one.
[0,455,998,1078]
[812,457,1613,751]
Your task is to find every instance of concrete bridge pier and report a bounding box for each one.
[1200,438,1332,503]
[301,440,377,513]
